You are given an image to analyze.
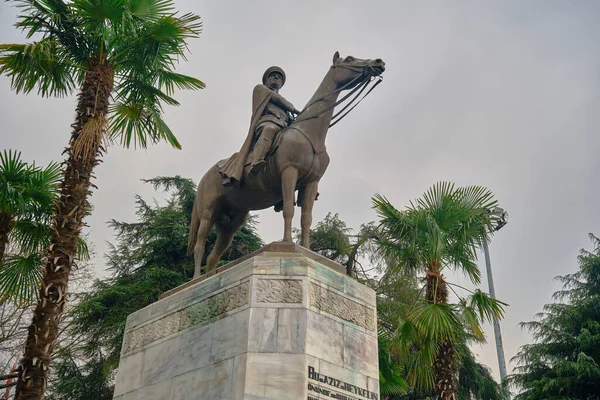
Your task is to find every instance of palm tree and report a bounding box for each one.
[373,182,506,400]
[0,150,61,304]
[0,1,204,397]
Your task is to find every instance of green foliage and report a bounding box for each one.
[509,234,600,399]
[45,349,113,400]
[376,266,505,400]
[408,302,463,343]
[0,252,44,304]
[302,212,352,263]
[300,212,383,277]
[69,267,187,368]
[373,182,499,284]
[373,182,505,397]
[49,176,262,397]
[1,0,205,149]
[306,211,505,400]
[377,269,435,396]
[378,325,409,396]
[0,149,60,227]
[0,150,61,303]
[457,345,507,400]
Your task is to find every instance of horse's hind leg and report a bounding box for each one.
[205,211,249,275]
[193,213,215,278]
[299,181,319,248]
[281,167,299,242]
[192,168,222,278]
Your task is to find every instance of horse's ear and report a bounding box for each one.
[333,51,340,64]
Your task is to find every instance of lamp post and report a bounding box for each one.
[484,207,508,384]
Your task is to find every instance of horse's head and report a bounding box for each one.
[331,51,385,89]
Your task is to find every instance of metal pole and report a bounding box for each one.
[482,239,508,383]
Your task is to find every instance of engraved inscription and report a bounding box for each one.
[123,282,249,354]
[256,279,303,303]
[310,282,375,331]
[307,366,378,400]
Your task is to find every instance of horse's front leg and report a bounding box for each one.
[300,181,319,248]
[281,167,298,242]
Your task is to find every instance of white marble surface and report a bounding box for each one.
[113,249,379,400]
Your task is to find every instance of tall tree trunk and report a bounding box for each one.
[426,271,457,400]
[346,241,359,277]
[15,59,113,400]
[0,212,12,265]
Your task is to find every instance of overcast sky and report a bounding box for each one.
[1,0,599,382]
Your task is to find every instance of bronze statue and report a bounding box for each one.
[219,66,301,186]
[188,52,385,278]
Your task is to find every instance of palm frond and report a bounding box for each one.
[72,0,127,27]
[104,9,203,150]
[0,252,44,304]
[404,338,437,392]
[156,69,205,95]
[112,12,201,70]
[408,302,463,342]
[77,236,91,261]
[128,0,175,20]
[10,0,90,64]
[378,325,409,396]
[11,0,72,38]
[0,150,60,218]
[0,149,28,184]
[460,304,484,340]
[0,150,28,213]
[458,185,498,218]
[108,101,181,149]
[417,181,455,211]
[468,289,507,323]
[10,219,52,254]
[0,39,77,97]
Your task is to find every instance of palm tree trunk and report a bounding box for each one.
[426,271,457,400]
[0,212,12,264]
[15,59,113,400]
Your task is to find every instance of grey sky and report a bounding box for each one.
[1,0,599,382]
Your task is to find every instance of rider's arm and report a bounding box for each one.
[270,92,297,113]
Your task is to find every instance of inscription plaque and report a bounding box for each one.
[307,366,378,400]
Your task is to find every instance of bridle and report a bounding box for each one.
[293,61,383,128]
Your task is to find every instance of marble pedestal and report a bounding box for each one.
[112,242,379,400]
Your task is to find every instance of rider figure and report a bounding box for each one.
[219,66,300,186]
[250,67,301,173]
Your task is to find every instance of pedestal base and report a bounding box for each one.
[112,242,379,400]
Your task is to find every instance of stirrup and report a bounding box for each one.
[250,160,266,174]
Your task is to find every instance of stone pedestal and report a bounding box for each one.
[112,242,379,400]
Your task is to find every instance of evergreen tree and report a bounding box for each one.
[46,177,262,399]
[510,234,600,399]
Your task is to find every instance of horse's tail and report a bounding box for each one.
[187,195,200,257]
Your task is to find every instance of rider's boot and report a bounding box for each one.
[250,138,271,174]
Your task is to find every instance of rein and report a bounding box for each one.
[330,75,382,127]
[293,64,383,128]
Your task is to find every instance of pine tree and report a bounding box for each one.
[510,234,600,399]
[46,177,262,399]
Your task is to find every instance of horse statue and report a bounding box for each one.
[187,52,385,278]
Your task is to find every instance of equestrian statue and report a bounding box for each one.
[187,52,385,278]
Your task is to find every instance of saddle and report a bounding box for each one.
[269,125,327,157]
